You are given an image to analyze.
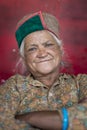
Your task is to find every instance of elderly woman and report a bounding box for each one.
[0,11,87,130]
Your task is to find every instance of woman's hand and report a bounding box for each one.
[15,111,62,130]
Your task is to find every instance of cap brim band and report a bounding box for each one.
[15,15,44,48]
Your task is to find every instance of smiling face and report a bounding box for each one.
[23,30,62,77]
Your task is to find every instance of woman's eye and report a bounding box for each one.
[28,47,37,52]
[45,43,54,47]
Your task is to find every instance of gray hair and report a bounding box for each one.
[19,31,63,57]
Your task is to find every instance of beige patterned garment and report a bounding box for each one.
[0,73,87,130]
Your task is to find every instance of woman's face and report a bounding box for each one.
[24,30,62,77]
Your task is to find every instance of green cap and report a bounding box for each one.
[15,11,59,48]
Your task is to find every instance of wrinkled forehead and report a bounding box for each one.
[24,30,54,44]
[23,30,61,50]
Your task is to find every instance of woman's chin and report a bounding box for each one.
[36,67,55,75]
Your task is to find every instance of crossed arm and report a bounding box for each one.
[15,111,62,130]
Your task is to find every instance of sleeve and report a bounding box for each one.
[67,74,87,130]
[0,75,37,130]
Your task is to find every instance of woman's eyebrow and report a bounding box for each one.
[26,40,51,47]
[42,40,51,45]
[27,43,38,47]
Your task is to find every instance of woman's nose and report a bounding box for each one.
[37,47,47,57]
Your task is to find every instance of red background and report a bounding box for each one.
[0,0,87,84]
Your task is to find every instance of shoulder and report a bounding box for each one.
[59,73,77,89]
[7,74,34,87]
[76,73,87,80]
[59,73,87,88]
[60,73,87,80]
[59,73,76,80]
[0,74,31,88]
[61,73,87,89]
[3,74,26,83]
[76,74,87,86]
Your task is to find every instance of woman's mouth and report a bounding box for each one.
[35,58,53,63]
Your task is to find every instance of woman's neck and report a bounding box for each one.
[35,71,60,88]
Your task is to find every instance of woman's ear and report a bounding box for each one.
[15,53,28,75]
[60,43,64,56]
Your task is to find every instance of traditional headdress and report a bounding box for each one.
[15,11,60,48]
